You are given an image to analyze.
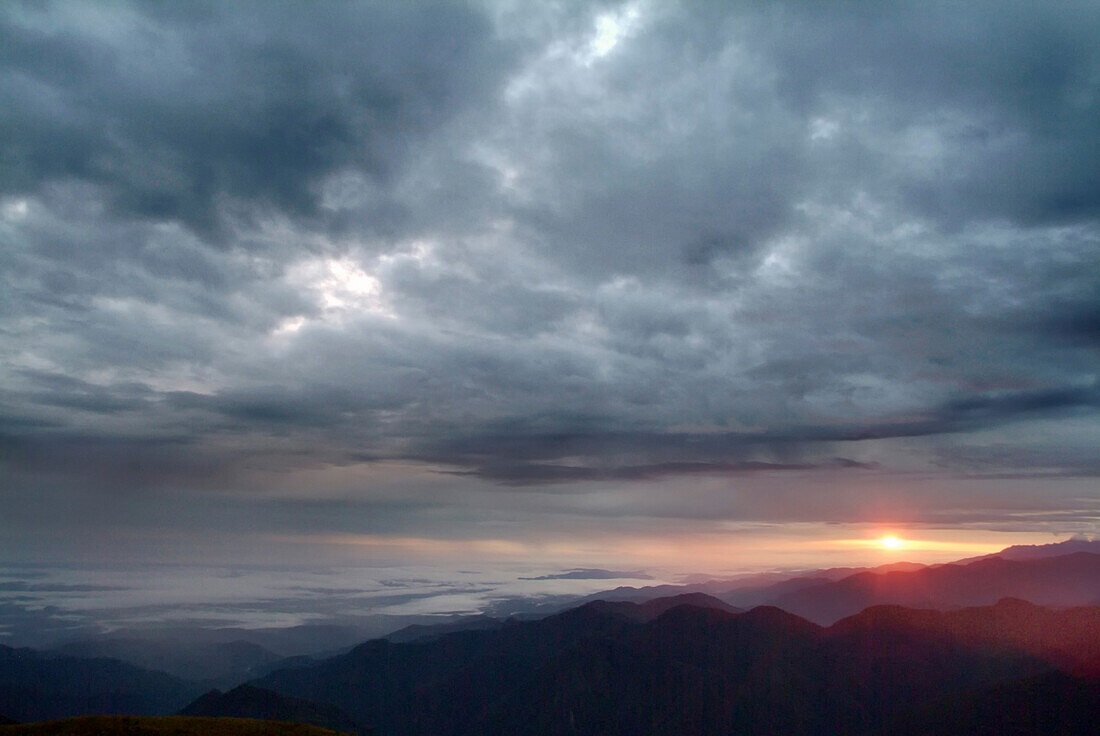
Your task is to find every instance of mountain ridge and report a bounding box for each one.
[769,551,1100,624]
[254,593,1099,735]
[0,644,198,723]
[178,684,368,736]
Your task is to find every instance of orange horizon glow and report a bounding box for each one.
[265,527,1053,573]
[820,533,1006,556]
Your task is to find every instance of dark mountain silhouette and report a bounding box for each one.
[0,644,198,722]
[895,670,1100,736]
[255,600,641,736]
[709,563,929,610]
[831,598,1100,673]
[585,592,742,622]
[478,605,826,736]
[254,596,1092,736]
[0,713,18,725]
[553,542,1094,622]
[770,551,1100,623]
[39,615,457,661]
[488,561,929,619]
[482,582,720,619]
[4,578,1095,734]
[6,544,1095,734]
[383,615,503,644]
[721,574,840,608]
[179,684,368,735]
[0,715,357,735]
[634,592,743,618]
[246,654,326,680]
[380,593,737,647]
[52,638,283,683]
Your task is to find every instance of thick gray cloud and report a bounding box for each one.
[0,0,511,236]
[1,0,1099,559]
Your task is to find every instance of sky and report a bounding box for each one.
[2,0,1099,631]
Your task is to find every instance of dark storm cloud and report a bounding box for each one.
[0,431,228,491]
[0,582,128,593]
[445,459,878,486]
[1,0,1099,546]
[937,385,1100,424]
[17,369,154,414]
[1035,309,1100,347]
[419,384,1099,479]
[479,0,1100,290]
[0,0,511,236]
[757,0,1100,227]
[935,443,1100,479]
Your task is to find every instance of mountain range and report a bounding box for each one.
[765,551,1100,624]
[50,638,284,685]
[485,538,1100,622]
[253,595,1099,736]
[0,644,196,722]
[2,539,1098,734]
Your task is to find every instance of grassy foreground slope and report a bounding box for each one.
[0,715,354,736]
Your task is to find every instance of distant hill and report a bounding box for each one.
[591,592,742,621]
[255,597,1093,735]
[51,638,283,683]
[769,552,1100,624]
[568,543,1098,621]
[5,594,1095,735]
[0,715,355,735]
[721,574,843,609]
[830,598,1100,673]
[179,685,367,736]
[383,615,503,644]
[958,535,1100,563]
[827,597,1099,655]
[0,645,197,723]
[708,563,928,610]
[38,615,461,662]
[635,592,742,618]
[488,561,929,619]
[503,542,1097,623]
[381,593,738,645]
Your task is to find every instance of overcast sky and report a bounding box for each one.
[2,0,1099,576]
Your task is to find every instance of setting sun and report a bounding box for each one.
[878,535,905,550]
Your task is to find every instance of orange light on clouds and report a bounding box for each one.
[265,526,1058,573]
[821,534,1004,555]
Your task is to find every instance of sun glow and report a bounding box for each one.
[819,533,1010,559]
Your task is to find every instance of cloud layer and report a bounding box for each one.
[2,0,1098,560]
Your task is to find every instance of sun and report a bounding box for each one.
[878,535,905,550]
